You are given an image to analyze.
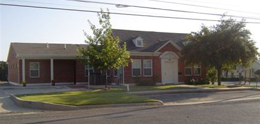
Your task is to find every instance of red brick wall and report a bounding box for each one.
[124,56,161,84]
[19,59,51,83]
[9,42,206,84]
[158,42,207,82]
[123,42,207,84]
[17,59,89,83]
[7,45,19,83]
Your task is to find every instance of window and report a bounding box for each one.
[184,64,192,76]
[132,59,141,77]
[114,69,118,77]
[143,59,152,76]
[85,66,94,77]
[194,65,201,76]
[30,62,40,78]
[137,40,142,46]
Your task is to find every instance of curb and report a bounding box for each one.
[128,87,258,95]
[10,95,163,111]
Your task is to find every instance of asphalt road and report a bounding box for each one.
[1,99,260,124]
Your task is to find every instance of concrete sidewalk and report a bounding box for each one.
[128,87,258,95]
[146,90,260,106]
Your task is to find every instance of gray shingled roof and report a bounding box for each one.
[112,29,188,52]
[11,43,87,57]
[11,29,188,57]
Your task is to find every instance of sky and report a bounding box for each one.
[1,0,260,61]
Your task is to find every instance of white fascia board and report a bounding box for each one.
[130,52,161,56]
[155,40,182,52]
[17,54,78,59]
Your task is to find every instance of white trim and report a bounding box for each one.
[50,59,54,80]
[85,65,94,77]
[160,52,179,84]
[123,66,125,84]
[114,69,118,77]
[130,52,161,56]
[22,58,25,82]
[132,59,141,77]
[184,65,192,76]
[143,59,153,77]
[155,40,182,52]
[132,36,144,47]
[29,62,40,78]
[107,70,111,77]
[17,54,77,59]
[194,64,201,76]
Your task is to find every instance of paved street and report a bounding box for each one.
[0,99,260,124]
[146,90,260,104]
[1,81,260,124]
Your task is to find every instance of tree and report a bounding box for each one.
[0,61,7,81]
[182,17,258,86]
[78,9,130,89]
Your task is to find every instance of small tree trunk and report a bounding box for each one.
[217,68,222,86]
[105,70,108,89]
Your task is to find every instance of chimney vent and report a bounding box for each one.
[47,43,49,48]
[64,44,67,49]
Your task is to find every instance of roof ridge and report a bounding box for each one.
[112,29,189,35]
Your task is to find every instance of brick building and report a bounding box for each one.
[7,29,206,85]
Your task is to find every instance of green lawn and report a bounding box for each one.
[17,90,159,106]
[113,85,196,92]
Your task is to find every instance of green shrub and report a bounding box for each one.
[185,78,209,85]
[206,67,217,83]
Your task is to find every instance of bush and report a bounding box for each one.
[206,67,217,83]
[133,77,157,86]
[185,78,209,85]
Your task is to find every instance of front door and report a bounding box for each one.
[160,51,179,84]
[162,60,178,83]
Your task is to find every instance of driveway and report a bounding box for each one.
[0,82,79,114]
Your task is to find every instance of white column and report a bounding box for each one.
[50,58,54,81]
[22,58,25,82]
[123,66,125,84]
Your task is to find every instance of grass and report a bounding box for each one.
[113,85,195,92]
[17,90,159,106]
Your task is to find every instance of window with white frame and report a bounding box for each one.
[85,66,94,77]
[194,64,201,76]
[30,62,40,78]
[114,69,118,77]
[184,64,192,76]
[143,59,152,76]
[132,59,141,77]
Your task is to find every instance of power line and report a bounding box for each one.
[68,0,260,21]
[150,0,260,15]
[1,3,260,24]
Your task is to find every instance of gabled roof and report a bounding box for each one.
[113,29,188,52]
[11,43,87,58]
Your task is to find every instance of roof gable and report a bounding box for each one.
[113,29,188,52]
